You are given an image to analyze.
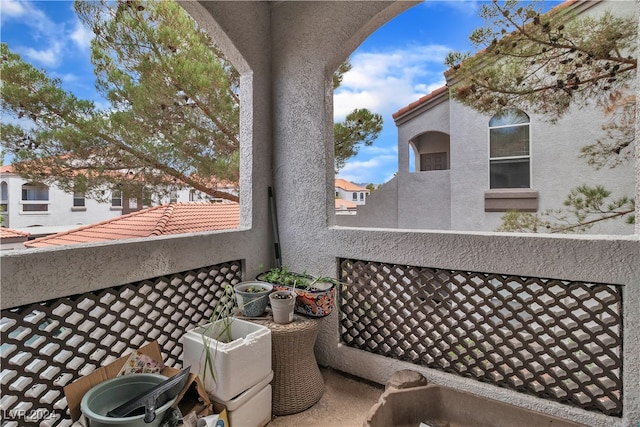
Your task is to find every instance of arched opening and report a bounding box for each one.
[410,131,450,172]
[21,182,49,212]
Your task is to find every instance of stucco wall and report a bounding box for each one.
[0,173,122,230]
[339,177,399,228]
[398,170,451,229]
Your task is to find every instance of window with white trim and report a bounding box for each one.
[73,191,86,207]
[489,109,530,189]
[21,183,49,212]
[111,189,122,208]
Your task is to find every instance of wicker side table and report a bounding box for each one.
[252,317,325,415]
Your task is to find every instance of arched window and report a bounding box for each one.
[21,183,49,212]
[360,192,364,201]
[489,109,530,189]
[1,181,8,214]
[352,193,357,201]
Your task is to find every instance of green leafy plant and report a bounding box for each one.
[259,266,337,291]
[200,283,237,384]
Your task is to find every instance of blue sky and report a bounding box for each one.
[1,0,559,185]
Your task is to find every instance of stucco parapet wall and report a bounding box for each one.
[327,226,640,286]
[0,228,261,310]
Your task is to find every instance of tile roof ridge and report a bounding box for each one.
[151,204,175,236]
[0,227,31,238]
[392,85,448,120]
[26,204,166,245]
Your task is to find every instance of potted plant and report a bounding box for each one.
[257,266,338,317]
[268,290,296,324]
[233,281,272,317]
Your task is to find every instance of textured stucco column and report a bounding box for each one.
[179,0,276,278]
[268,1,418,270]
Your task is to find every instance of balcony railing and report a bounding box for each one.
[339,259,623,417]
[0,256,628,425]
[0,260,242,426]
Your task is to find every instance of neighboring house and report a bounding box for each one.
[24,202,240,248]
[0,227,30,251]
[335,178,369,206]
[0,164,238,237]
[335,198,358,215]
[352,0,636,235]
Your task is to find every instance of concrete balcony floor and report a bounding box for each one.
[267,367,384,427]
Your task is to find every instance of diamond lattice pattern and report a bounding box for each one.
[339,259,622,417]
[0,261,242,426]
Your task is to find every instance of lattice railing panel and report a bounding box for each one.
[0,260,242,426]
[339,259,623,417]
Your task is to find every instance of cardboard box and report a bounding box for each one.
[64,341,228,425]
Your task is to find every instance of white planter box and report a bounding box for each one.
[182,318,271,402]
[217,371,273,427]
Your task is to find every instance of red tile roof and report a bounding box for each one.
[392,85,448,120]
[25,202,240,248]
[335,179,367,192]
[335,198,358,209]
[0,164,16,174]
[0,227,31,240]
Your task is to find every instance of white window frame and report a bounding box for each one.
[21,183,50,213]
[488,110,532,190]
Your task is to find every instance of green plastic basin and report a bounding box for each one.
[80,373,176,427]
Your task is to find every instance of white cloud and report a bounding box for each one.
[3,2,90,69]
[333,43,453,183]
[2,1,57,36]
[333,44,450,121]
[70,19,93,50]
[338,155,398,184]
[1,0,28,18]
[359,144,398,156]
[22,42,64,67]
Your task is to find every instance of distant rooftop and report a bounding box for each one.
[0,227,31,240]
[335,179,368,192]
[25,202,240,248]
[335,198,358,210]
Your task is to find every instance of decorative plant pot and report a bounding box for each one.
[234,281,273,317]
[269,290,296,324]
[80,373,176,427]
[257,270,336,317]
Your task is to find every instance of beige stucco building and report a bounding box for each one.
[352,0,636,235]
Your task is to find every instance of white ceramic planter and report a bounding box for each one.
[269,290,296,324]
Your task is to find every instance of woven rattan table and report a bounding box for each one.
[251,316,325,415]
